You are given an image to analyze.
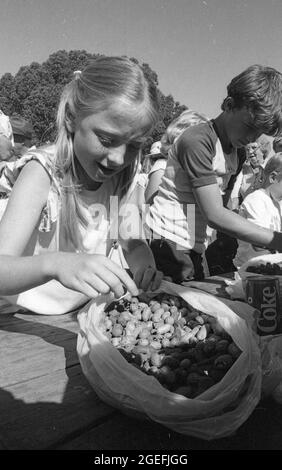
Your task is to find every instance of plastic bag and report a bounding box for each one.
[260,334,282,402]
[77,280,262,440]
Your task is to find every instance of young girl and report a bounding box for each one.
[146,64,282,283]
[234,153,282,268]
[145,111,209,205]
[0,56,162,314]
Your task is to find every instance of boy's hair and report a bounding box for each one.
[160,109,209,157]
[221,64,282,137]
[54,55,159,248]
[263,152,282,180]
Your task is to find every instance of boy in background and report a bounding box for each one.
[147,64,282,282]
[234,153,282,268]
[10,114,34,158]
[273,136,282,153]
[0,110,14,163]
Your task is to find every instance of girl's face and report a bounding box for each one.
[225,106,264,149]
[72,99,151,187]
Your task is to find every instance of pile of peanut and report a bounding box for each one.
[101,293,241,398]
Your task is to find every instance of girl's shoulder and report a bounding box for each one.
[0,145,60,233]
[15,145,56,178]
[0,144,59,195]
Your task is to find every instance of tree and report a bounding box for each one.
[0,73,16,115]
[0,50,187,147]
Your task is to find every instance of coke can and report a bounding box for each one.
[245,276,282,335]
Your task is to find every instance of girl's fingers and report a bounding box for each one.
[92,267,133,299]
[75,280,99,299]
[84,274,111,296]
[103,258,139,296]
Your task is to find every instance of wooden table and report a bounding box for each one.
[1,278,282,450]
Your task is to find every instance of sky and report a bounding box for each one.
[0,0,282,118]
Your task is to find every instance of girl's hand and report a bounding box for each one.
[133,266,163,292]
[50,252,139,299]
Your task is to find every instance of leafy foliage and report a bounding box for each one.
[0,50,187,150]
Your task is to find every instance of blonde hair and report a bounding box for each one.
[160,109,209,157]
[54,56,159,249]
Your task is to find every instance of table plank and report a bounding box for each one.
[0,364,114,449]
[0,312,79,387]
[0,310,114,449]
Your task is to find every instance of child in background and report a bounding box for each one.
[273,136,282,153]
[147,64,282,283]
[0,110,14,163]
[141,141,166,205]
[230,140,265,209]
[145,111,209,205]
[234,153,282,269]
[0,56,162,314]
[10,114,34,158]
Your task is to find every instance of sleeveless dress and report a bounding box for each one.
[0,146,132,314]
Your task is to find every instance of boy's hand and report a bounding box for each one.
[133,266,163,292]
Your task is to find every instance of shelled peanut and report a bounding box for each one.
[101,293,241,399]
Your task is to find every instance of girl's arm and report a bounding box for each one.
[0,161,138,299]
[0,160,53,293]
[0,161,51,255]
[193,183,282,251]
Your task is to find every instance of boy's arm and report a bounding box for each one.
[193,183,282,251]
[239,195,276,252]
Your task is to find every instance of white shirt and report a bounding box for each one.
[234,188,282,269]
